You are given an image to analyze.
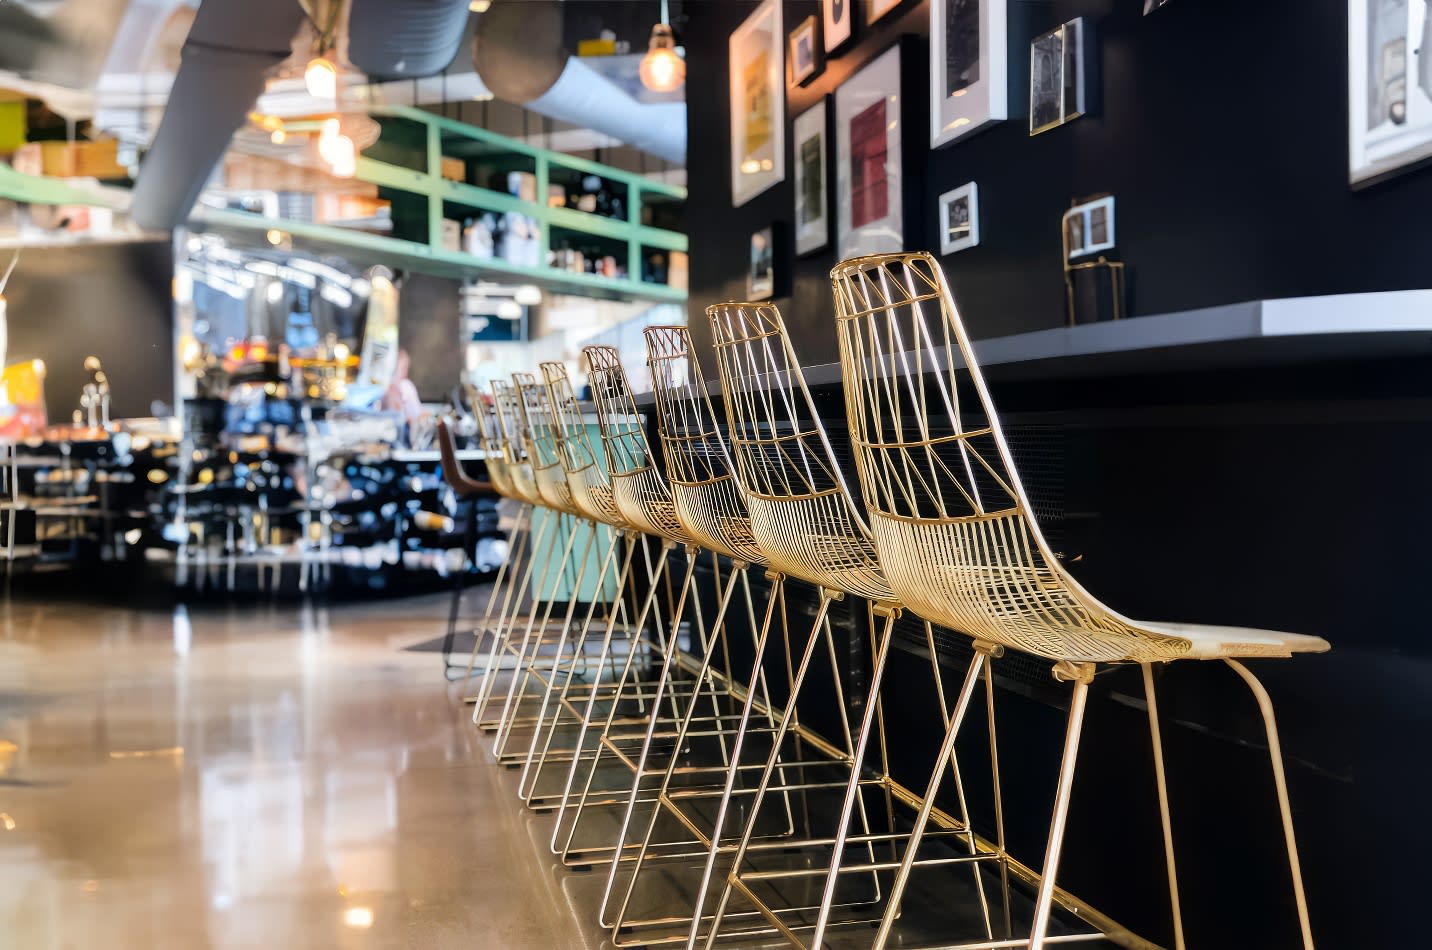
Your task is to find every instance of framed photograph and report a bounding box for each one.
[869,0,903,23]
[789,16,823,86]
[730,0,785,207]
[749,227,775,300]
[931,0,1008,148]
[823,0,853,53]
[836,45,903,258]
[1349,0,1432,186]
[1029,18,1087,136]
[1063,195,1115,262]
[793,100,830,256]
[938,182,979,255]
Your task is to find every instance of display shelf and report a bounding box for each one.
[191,105,687,304]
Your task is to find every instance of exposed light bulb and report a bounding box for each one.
[270,128,287,145]
[265,229,286,246]
[639,24,685,92]
[305,56,338,99]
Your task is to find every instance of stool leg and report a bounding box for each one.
[871,650,989,949]
[1224,659,1314,950]
[1029,665,1093,950]
[1142,663,1185,950]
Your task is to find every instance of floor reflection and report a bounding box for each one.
[0,593,608,949]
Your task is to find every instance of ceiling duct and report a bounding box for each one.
[473,2,684,165]
[346,0,471,81]
[130,0,305,232]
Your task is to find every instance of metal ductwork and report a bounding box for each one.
[130,0,305,232]
[474,2,685,165]
[347,0,471,81]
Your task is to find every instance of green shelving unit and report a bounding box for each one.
[193,105,688,304]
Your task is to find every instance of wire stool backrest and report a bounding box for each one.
[491,378,540,506]
[515,371,580,516]
[464,380,515,500]
[541,360,625,527]
[584,344,690,542]
[706,302,892,600]
[830,251,1187,662]
[645,325,766,564]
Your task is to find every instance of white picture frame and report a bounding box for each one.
[1349,0,1432,186]
[730,0,785,208]
[823,0,853,53]
[1029,17,1086,136]
[938,182,979,255]
[930,0,1007,148]
[789,16,821,87]
[1063,195,1115,262]
[793,100,830,256]
[836,45,904,259]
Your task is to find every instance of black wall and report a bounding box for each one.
[5,239,174,420]
[685,0,1432,360]
[679,3,1432,948]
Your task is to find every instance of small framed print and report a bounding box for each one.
[793,100,830,256]
[789,16,822,86]
[749,226,776,300]
[1063,195,1115,262]
[931,0,1008,148]
[1349,0,1432,186]
[1030,18,1087,136]
[869,0,903,24]
[823,0,853,53]
[836,44,904,258]
[730,0,785,207]
[938,182,979,255]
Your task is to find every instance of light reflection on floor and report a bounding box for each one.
[0,593,608,949]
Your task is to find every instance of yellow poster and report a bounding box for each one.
[743,50,772,159]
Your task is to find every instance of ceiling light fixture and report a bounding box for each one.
[639,1,685,93]
[305,55,338,100]
[468,0,491,12]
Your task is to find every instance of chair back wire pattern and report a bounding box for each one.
[645,325,767,565]
[463,380,516,500]
[705,302,892,601]
[491,378,540,506]
[540,361,626,528]
[583,344,690,543]
[830,252,1190,663]
[514,372,580,516]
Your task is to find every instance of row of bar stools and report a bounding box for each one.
[450,250,1325,950]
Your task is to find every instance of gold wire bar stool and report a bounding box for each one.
[692,300,945,950]
[469,377,560,733]
[830,250,1328,950]
[592,323,832,947]
[455,380,534,696]
[519,360,649,808]
[488,372,604,767]
[559,342,756,925]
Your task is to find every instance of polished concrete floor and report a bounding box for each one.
[0,592,611,950]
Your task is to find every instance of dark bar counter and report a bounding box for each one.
[638,297,1431,949]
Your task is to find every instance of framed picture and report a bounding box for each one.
[824,0,853,53]
[793,100,830,256]
[1029,18,1087,136]
[789,16,823,86]
[836,45,903,258]
[938,182,979,255]
[931,0,1008,148]
[730,0,785,207]
[1349,0,1432,186]
[749,227,775,300]
[1063,195,1115,261]
[869,0,903,23]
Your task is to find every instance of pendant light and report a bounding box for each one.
[639,0,685,93]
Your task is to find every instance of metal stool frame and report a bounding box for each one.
[830,250,1328,950]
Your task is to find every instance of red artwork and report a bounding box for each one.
[849,99,888,229]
